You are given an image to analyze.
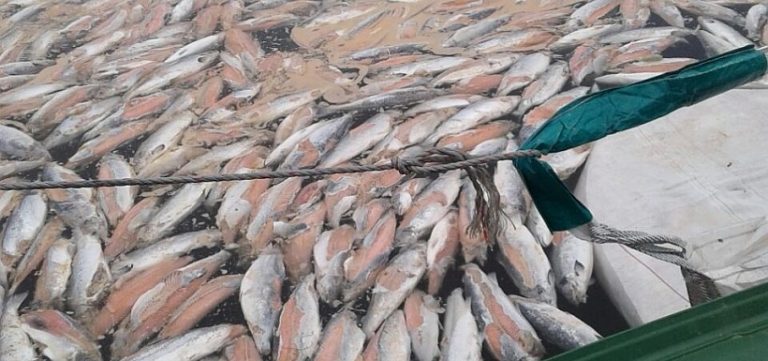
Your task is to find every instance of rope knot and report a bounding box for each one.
[390,156,424,176]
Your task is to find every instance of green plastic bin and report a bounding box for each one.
[548,281,768,361]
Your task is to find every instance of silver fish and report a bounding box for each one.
[497,52,551,96]
[0,125,50,160]
[20,309,101,361]
[130,52,219,97]
[362,244,427,337]
[426,97,519,144]
[550,24,623,53]
[598,26,693,44]
[0,293,36,361]
[432,54,519,87]
[1,191,46,267]
[34,238,74,309]
[42,97,122,150]
[441,289,482,361]
[551,232,594,305]
[674,0,746,27]
[42,164,108,238]
[515,62,569,117]
[396,170,462,246]
[512,296,601,350]
[274,274,321,361]
[698,17,753,47]
[746,3,768,40]
[121,324,246,361]
[443,15,511,47]
[97,154,137,227]
[319,111,397,167]
[404,290,441,361]
[67,229,111,318]
[526,205,553,248]
[132,112,194,172]
[241,246,285,355]
[323,87,442,114]
[384,57,472,77]
[314,310,365,361]
[0,82,67,106]
[649,0,685,27]
[697,29,738,56]
[166,33,225,63]
[112,230,222,277]
[362,310,411,361]
[139,183,212,244]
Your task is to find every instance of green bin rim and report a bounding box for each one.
[548,281,768,361]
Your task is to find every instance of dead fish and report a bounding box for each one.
[494,138,530,224]
[497,219,557,305]
[129,52,219,97]
[444,15,511,47]
[520,87,590,142]
[275,274,321,361]
[426,211,460,295]
[10,217,63,292]
[132,112,194,172]
[551,24,625,53]
[404,290,442,361]
[96,154,137,228]
[496,52,551,96]
[0,125,50,161]
[159,274,244,339]
[746,3,768,40]
[432,54,519,87]
[111,230,222,278]
[112,251,230,358]
[515,61,569,117]
[599,26,693,44]
[104,197,160,259]
[649,0,685,27]
[20,309,101,361]
[0,293,36,361]
[245,178,301,257]
[138,145,207,178]
[567,0,622,29]
[217,175,271,244]
[176,139,258,175]
[698,17,753,47]
[463,264,544,360]
[362,310,411,361]
[274,105,317,145]
[241,246,285,356]
[43,164,108,238]
[551,232,594,305]
[281,203,327,282]
[65,119,152,170]
[0,74,33,92]
[241,89,323,126]
[545,146,592,179]
[698,29,739,56]
[526,205,553,248]
[314,225,356,304]
[426,97,519,144]
[67,229,111,318]
[383,57,472,77]
[620,57,697,72]
[0,160,46,180]
[674,0,746,27]
[323,87,443,114]
[314,310,365,361]
[42,97,122,150]
[33,239,74,309]
[441,289,482,361]
[342,211,396,302]
[277,114,353,170]
[0,82,67,107]
[511,296,601,350]
[621,0,652,29]
[404,94,483,117]
[396,170,462,246]
[90,256,193,338]
[362,244,426,337]
[469,29,557,55]
[319,111,397,168]
[1,191,46,267]
[224,336,262,361]
[368,108,458,162]
[389,177,430,217]
[139,183,212,244]
[121,324,246,361]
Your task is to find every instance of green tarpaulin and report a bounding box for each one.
[514,46,768,231]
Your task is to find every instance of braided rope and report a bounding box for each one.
[587,222,691,268]
[0,148,544,190]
